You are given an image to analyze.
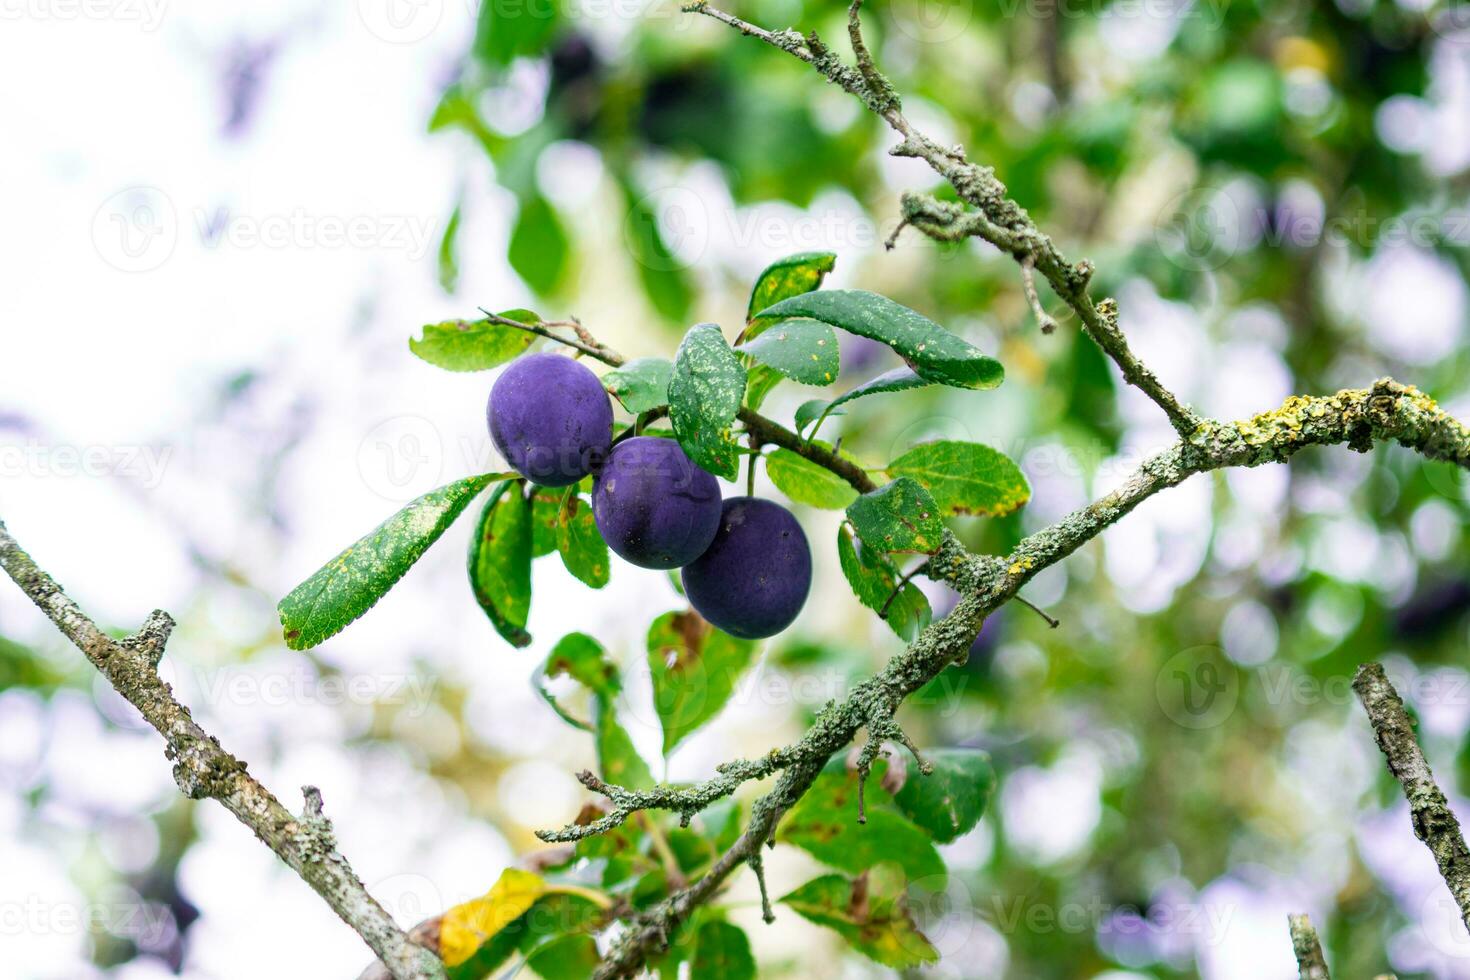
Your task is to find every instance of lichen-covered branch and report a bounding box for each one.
[1352,662,1470,935]
[1289,913,1331,979]
[0,521,445,980]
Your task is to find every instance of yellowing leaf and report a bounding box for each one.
[439,869,547,967]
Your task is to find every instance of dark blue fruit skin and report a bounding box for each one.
[593,437,722,569]
[488,353,613,487]
[681,497,812,639]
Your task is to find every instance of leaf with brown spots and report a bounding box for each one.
[468,479,534,647]
[556,495,610,589]
[779,873,938,969]
[887,441,1030,518]
[845,478,945,555]
[646,610,758,755]
[745,251,836,323]
[735,318,839,386]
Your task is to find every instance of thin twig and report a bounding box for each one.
[479,308,625,365]
[1021,256,1058,334]
[1013,594,1060,628]
[878,560,927,618]
[1353,662,1470,935]
[0,521,445,980]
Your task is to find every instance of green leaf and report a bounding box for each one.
[794,398,837,435]
[525,934,600,980]
[887,441,1030,518]
[690,920,756,980]
[669,323,746,481]
[780,874,938,969]
[604,357,674,413]
[746,251,837,322]
[766,448,859,510]
[837,526,932,641]
[892,748,995,844]
[509,193,569,296]
[755,290,1003,390]
[778,762,945,884]
[438,200,461,294]
[279,474,501,650]
[556,496,610,589]
[469,480,534,647]
[594,696,656,791]
[742,362,784,412]
[535,632,618,730]
[735,319,839,386]
[409,309,538,372]
[473,0,559,66]
[621,179,694,322]
[845,478,945,555]
[646,610,759,755]
[798,367,932,440]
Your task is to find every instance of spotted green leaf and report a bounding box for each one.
[604,357,674,413]
[556,495,609,588]
[746,251,837,322]
[647,610,759,755]
[409,308,538,372]
[735,318,839,387]
[766,448,859,510]
[669,323,746,480]
[892,748,995,843]
[690,920,756,980]
[845,478,945,555]
[742,362,784,411]
[777,760,945,884]
[779,874,938,970]
[837,525,932,641]
[469,480,534,647]
[755,290,1003,390]
[530,488,563,557]
[888,441,1030,517]
[278,473,504,650]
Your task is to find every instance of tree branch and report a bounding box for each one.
[1352,662,1470,935]
[1289,913,1331,979]
[0,520,445,980]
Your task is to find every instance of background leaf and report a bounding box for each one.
[777,761,945,883]
[837,525,932,641]
[669,323,746,480]
[690,919,756,980]
[603,357,674,413]
[279,473,500,650]
[766,448,859,510]
[469,479,534,647]
[409,309,538,372]
[746,250,836,321]
[755,290,1003,390]
[508,193,569,296]
[845,478,945,555]
[439,868,547,969]
[525,934,600,980]
[892,748,995,843]
[735,319,839,386]
[888,441,1030,517]
[779,874,938,970]
[646,610,758,755]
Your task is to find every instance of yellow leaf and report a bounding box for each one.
[438,868,547,967]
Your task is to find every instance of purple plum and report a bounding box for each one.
[488,352,613,487]
[681,497,812,639]
[593,437,722,569]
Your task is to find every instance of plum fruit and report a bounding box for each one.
[488,352,613,486]
[592,437,722,569]
[681,497,811,639]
